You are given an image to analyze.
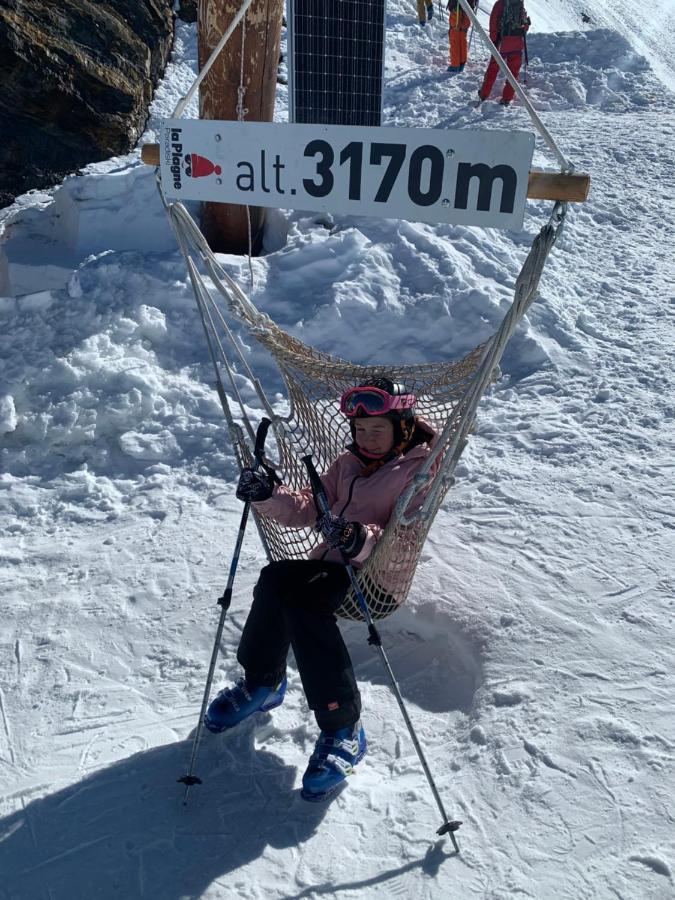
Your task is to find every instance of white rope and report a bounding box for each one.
[172,0,256,119]
[457,0,572,173]
[396,200,567,525]
[167,200,280,423]
[154,174,273,441]
[170,202,265,325]
[156,1,572,521]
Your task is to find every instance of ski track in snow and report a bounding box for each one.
[1,1,675,898]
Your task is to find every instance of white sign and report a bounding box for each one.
[159,119,534,229]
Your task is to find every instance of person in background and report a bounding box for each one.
[204,378,437,803]
[447,0,478,73]
[417,0,435,26]
[477,0,530,105]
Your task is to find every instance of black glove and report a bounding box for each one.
[316,512,367,558]
[236,467,275,502]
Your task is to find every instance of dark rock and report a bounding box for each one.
[0,1,175,208]
[177,1,198,24]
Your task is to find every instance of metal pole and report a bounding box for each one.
[302,455,462,850]
[457,0,572,172]
[468,1,479,55]
[178,417,273,803]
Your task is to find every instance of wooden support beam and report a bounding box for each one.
[527,170,590,202]
[141,144,160,166]
[140,143,590,203]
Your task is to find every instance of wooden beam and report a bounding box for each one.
[527,170,590,202]
[140,143,590,203]
[141,144,160,166]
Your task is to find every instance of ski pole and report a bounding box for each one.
[468,1,479,55]
[522,32,529,84]
[301,454,462,851]
[178,417,273,804]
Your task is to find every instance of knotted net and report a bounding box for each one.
[165,198,566,620]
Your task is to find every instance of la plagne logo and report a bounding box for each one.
[166,128,221,190]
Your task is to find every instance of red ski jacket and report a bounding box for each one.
[489,0,530,54]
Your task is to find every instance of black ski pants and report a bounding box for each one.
[237,559,361,732]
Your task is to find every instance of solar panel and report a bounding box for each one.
[289,0,385,126]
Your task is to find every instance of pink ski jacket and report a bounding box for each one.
[254,419,439,569]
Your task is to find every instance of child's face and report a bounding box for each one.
[354,416,395,457]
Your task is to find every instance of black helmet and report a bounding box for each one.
[346,377,417,447]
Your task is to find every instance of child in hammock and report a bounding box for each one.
[205,377,438,801]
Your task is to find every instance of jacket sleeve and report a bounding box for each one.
[252,457,341,528]
[347,525,384,566]
[349,442,440,567]
[489,0,503,42]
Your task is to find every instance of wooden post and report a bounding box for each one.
[198,0,283,254]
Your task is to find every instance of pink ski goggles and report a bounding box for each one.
[340,386,416,418]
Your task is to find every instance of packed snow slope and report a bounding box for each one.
[1,1,674,898]
[534,0,675,91]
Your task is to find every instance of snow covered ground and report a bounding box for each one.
[1,1,674,897]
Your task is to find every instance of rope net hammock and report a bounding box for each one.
[152,0,574,621]
[164,199,566,621]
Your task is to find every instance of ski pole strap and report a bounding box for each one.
[253,417,281,484]
[253,417,272,466]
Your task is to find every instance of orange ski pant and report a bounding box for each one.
[449,28,469,68]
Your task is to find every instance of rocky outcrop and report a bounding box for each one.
[178,1,198,24]
[0,1,175,208]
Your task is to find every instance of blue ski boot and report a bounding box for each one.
[204,677,287,733]
[301,721,367,802]
[426,4,434,20]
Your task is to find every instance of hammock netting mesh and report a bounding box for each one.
[167,199,566,622]
[233,340,489,621]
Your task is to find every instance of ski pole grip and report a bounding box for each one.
[253,417,272,465]
[301,454,330,516]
